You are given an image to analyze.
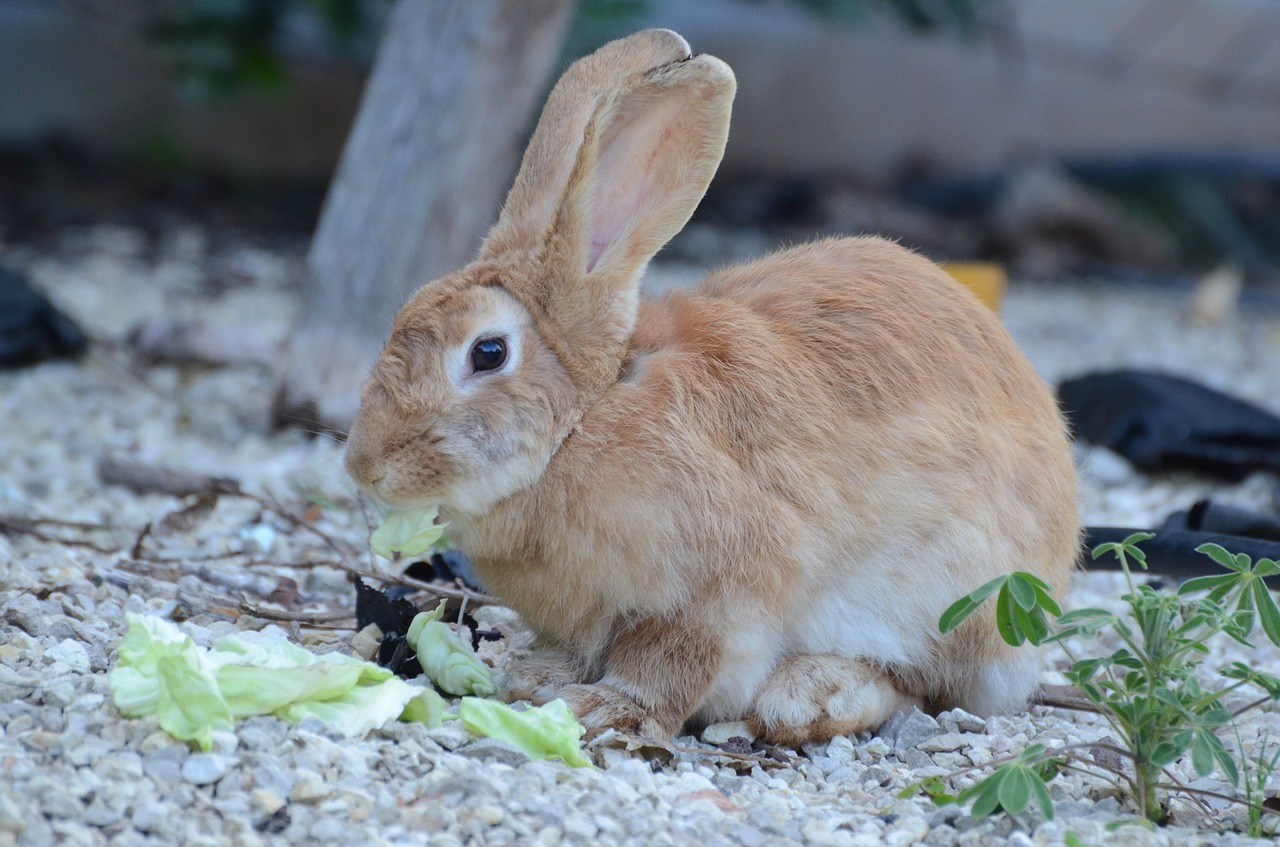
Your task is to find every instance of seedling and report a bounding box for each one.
[914,534,1280,833]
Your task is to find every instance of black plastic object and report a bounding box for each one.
[353,577,422,678]
[1161,498,1280,543]
[1060,370,1280,481]
[1083,526,1280,588]
[403,549,482,591]
[0,266,87,367]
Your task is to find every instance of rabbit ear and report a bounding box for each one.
[481,29,694,259]
[558,54,735,285]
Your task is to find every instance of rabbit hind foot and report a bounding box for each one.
[747,654,919,746]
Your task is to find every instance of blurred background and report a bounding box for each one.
[4,0,1280,432]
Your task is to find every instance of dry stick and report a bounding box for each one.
[237,602,356,625]
[96,453,240,498]
[0,515,119,554]
[130,522,152,560]
[346,563,498,606]
[251,489,351,561]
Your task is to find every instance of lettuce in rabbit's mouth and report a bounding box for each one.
[371,506,447,561]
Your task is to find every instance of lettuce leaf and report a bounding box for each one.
[109,613,445,749]
[459,698,591,767]
[407,602,497,697]
[370,507,447,561]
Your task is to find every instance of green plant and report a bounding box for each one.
[916,534,1280,830]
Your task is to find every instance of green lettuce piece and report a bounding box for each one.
[407,602,497,697]
[370,506,447,561]
[154,643,233,751]
[280,677,446,736]
[110,613,447,749]
[459,698,591,767]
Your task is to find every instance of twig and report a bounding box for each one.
[344,564,498,605]
[96,453,241,498]
[1034,683,1101,713]
[1154,780,1280,818]
[0,515,119,554]
[246,489,352,561]
[130,522,152,559]
[1232,695,1274,719]
[237,602,356,626]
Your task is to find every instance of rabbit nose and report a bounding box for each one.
[343,444,382,491]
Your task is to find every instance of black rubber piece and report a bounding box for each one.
[1060,370,1280,481]
[0,266,86,367]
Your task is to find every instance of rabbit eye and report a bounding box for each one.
[470,337,507,373]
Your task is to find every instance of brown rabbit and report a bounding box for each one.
[344,29,1079,743]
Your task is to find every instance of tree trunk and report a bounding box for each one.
[275,0,575,432]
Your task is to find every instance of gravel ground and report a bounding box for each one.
[3,224,1280,846]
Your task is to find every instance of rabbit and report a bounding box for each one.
[343,29,1080,744]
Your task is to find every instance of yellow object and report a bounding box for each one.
[941,262,1006,312]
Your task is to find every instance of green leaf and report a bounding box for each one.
[1150,741,1183,767]
[1008,575,1038,611]
[1250,579,1280,647]
[1212,736,1241,787]
[1191,731,1215,776]
[1028,773,1055,820]
[458,698,591,767]
[997,585,1026,646]
[996,767,1032,816]
[1090,542,1119,560]
[1031,585,1063,618]
[1198,543,1245,572]
[1012,601,1050,645]
[939,575,1009,634]
[1253,558,1280,577]
[960,774,1005,817]
[1178,573,1239,596]
[1122,531,1156,547]
[907,777,958,805]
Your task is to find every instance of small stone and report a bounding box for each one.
[879,707,941,750]
[308,817,346,842]
[902,748,933,769]
[917,733,968,753]
[143,745,188,785]
[458,738,530,767]
[473,804,505,826]
[181,753,236,785]
[43,639,91,674]
[349,624,382,661]
[2,594,47,635]
[701,720,755,746]
[0,791,25,830]
[825,734,856,762]
[885,816,930,847]
[82,796,125,827]
[250,789,286,816]
[949,709,986,733]
[425,723,471,750]
[562,813,598,840]
[40,679,78,708]
[289,770,331,803]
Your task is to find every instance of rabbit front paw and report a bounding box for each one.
[559,683,676,739]
[500,647,588,704]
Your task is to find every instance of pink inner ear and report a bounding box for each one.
[584,92,691,275]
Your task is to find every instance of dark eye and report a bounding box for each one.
[470,337,507,373]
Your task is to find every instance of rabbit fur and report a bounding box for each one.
[344,29,1079,743]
